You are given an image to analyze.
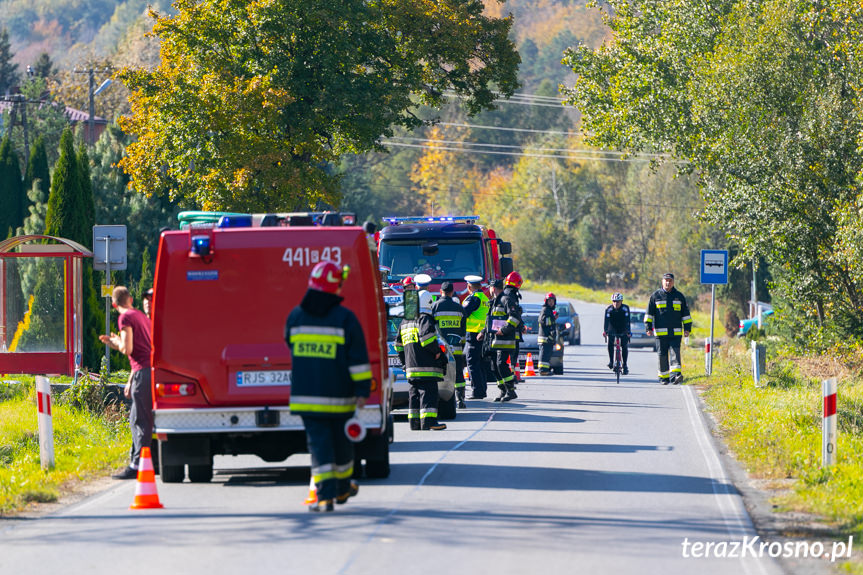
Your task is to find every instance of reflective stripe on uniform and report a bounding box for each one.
[291,395,356,413]
[349,363,372,381]
[420,334,438,346]
[420,409,438,418]
[290,326,346,339]
[644,314,654,322]
[654,328,669,336]
[405,367,444,378]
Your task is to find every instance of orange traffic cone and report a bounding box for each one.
[303,476,317,505]
[130,447,164,509]
[525,353,537,377]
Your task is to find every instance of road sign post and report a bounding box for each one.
[700,250,729,377]
[93,225,127,372]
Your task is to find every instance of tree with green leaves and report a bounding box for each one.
[564,0,863,345]
[0,27,18,95]
[0,136,24,238]
[119,0,520,211]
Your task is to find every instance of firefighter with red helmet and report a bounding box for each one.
[485,271,524,401]
[538,292,558,376]
[395,290,447,430]
[285,261,371,512]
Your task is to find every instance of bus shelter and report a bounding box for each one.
[0,235,93,376]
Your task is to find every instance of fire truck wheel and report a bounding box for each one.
[438,394,457,420]
[160,463,185,483]
[188,463,214,483]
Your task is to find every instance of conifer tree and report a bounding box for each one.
[0,28,18,95]
[0,136,24,237]
[44,130,83,243]
[32,53,56,79]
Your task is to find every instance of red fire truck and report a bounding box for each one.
[150,212,392,482]
[376,215,513,300]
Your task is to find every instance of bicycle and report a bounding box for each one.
[605,333,626,384]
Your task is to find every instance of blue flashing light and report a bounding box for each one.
[383,215,479,225]
[190,235,212,256]
[217,214,253,228]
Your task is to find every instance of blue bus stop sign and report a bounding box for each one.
[700,250,728,285]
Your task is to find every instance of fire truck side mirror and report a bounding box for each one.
[500,257,514,277]
[498,241,512,255]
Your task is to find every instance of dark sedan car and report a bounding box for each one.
[555,300,581,345]
[518,303,565,374]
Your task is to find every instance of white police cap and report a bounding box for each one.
[464,275,483,284]
[414,273,432,287]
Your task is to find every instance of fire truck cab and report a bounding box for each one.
[151,212,392,482]
[377,216,513,298]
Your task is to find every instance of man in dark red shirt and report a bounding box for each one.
[100,286,153,479]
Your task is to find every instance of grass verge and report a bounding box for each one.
[0,377,130,516]
[680,338,863,572]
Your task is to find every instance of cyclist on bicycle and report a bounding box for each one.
[603,293,631,375]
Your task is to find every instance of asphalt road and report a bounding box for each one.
[0,296,785,575]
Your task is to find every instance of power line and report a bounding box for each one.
[437,122,581,137]
[385,136,670,159]
[381,140,664,162]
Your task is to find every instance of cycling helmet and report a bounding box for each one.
[418,290,434,314]
[505,271,523,288]
[612,293,623,302]
[309,261,348,294]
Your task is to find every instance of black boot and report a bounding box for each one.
[456,388,466,409]
[409,418,421,430]
[493,387,507,402]
[502,388,518,402]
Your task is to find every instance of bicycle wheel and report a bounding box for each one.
[615,363,620,384]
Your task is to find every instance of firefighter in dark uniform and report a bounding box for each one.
[486,271,523,402]
[285,261,371,512]
[431,281,467,409]
[645,273,692,384]
[538,292,558,376]
[603,293,631,374]
[462,275,490,399]
[396,290,447,430]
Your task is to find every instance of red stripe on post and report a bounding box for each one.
[46,395,51,416]
[824,393,837,418]
[37,392,44,414]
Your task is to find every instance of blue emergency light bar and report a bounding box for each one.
[383,215,480,225]
[217,214,253,228]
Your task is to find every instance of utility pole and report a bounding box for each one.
[73,67,112,145]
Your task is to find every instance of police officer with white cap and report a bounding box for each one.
[461,275,489,399]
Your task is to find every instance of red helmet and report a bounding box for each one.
[545,292,556,301]
[505,271,523,288]
[402,276,415,289]
[308,261,347,294]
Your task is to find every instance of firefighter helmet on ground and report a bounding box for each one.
[308,261,348,294]
[505,271,523,288]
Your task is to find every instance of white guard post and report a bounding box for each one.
[35,375,55,470]
[822,377,837,467]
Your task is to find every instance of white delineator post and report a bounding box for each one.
[35,375,55,470]
[822,378,838,467]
